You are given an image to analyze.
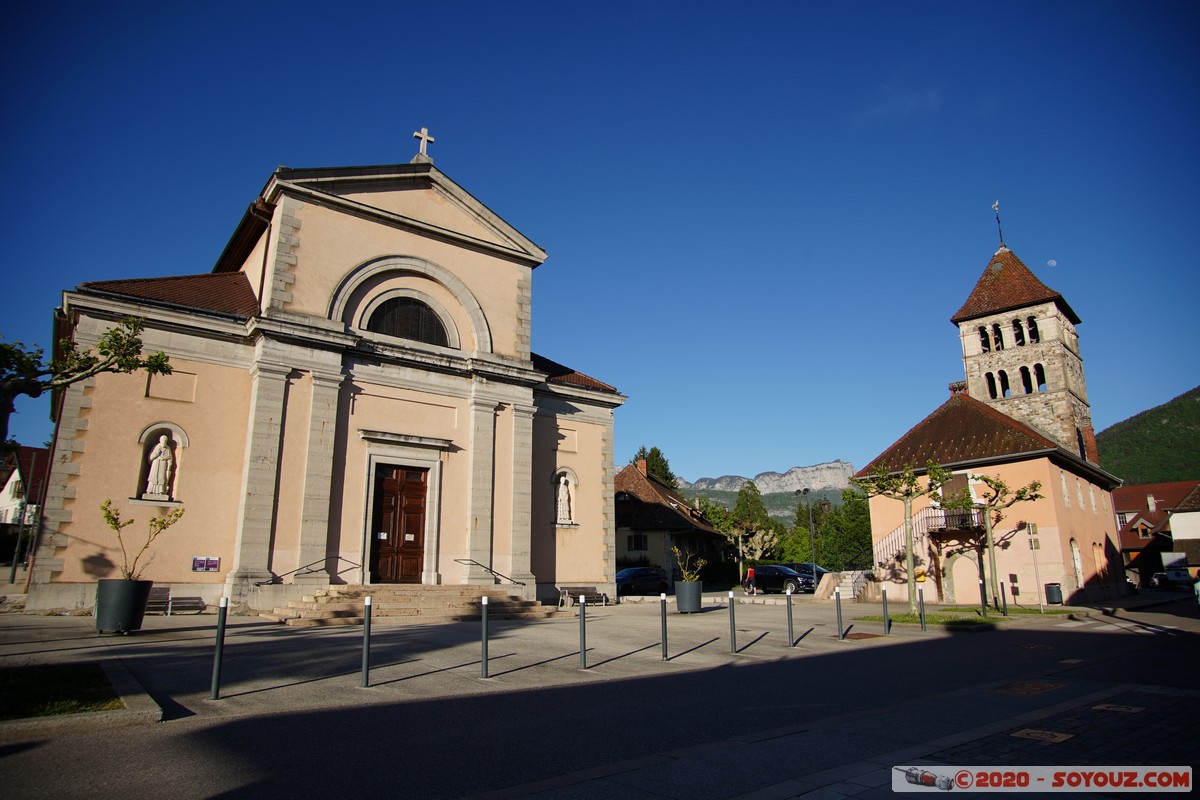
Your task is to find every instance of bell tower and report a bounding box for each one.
[951,245,1098,463]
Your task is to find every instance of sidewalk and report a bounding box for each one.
[1,593,1196,798]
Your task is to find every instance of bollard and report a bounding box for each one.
[786,586,795,647]
[1001,582,1009,617]
[882,587,889,635]
[919,587,927,632]
[728,591,736,654]
[481,595,489,678]
[361,595,372,688]
[210,596,228,700]
[835,588,845,640]
[979,579,988,617]
[578,595,587,670]
[660,593,668,661]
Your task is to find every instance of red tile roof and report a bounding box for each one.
[1,446,51,505]
[78,273,260,319]
[856,390,1062,477]
[532,353,618,394]
[614,463,722,536]
[1113,480,1200,545]
[950,247,1080,325]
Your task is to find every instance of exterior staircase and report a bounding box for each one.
[259,585,556,627]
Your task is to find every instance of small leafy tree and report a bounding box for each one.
[851,461,953,613]
[671,545,707,582]
[1,318,171,444]
[100,500,186,580]
[956,474,1042,606]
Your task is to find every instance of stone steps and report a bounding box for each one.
[264,584,556,627]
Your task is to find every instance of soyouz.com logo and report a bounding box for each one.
[892,766,1192,792]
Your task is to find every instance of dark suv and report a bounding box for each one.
[616,567,670,596]
[752,564,808,594]
[778,562,830,593]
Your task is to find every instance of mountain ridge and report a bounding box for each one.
[680,459,855,494]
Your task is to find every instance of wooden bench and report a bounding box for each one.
[558,586,610,609]
[145,587,207,616]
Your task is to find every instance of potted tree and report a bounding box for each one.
[672,545,706,614]
[95,500,184,633]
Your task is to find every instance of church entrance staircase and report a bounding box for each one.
[260,585,555,627]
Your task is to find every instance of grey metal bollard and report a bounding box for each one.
[728,591,736,653]
[979,579,988,617]
[835,588,845,640]
[882,587,889,635]
[786,586,794,647]
[210,596,228,700]
[919,586,927,632]
[481,595,489,678]
[361,595,373,687]
[660,593,668,661]
[579,595,587,670]
[1001,582,1009,616]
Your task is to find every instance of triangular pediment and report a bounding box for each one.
[264,163,547,265]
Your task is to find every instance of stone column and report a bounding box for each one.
[293,371,343,585]
[226,363,290,599]
[508,403,537,596]
[465,396,497,584]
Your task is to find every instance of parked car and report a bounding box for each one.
[616,567,670,596]
[778,562,830,593]
[752,564,809,594]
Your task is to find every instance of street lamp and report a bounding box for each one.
[796,488,817,577]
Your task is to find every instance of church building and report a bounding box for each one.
[27,134,625,612]
[858,243,1124,606]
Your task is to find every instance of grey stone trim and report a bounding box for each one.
[599,411,617,583]
[293,372,344,584]
[508,403,537,597]
[465,395,498,584]
[358,430,454,450]
[328,254,493,354]
[270,198,303,311]
[516,268,532,360]
[30,380,93,588]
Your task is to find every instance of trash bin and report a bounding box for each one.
[1044,583,1063,604]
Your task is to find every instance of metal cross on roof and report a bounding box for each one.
[413,127,435,157]
[992,199,1006,248]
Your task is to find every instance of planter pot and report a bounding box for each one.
[674,580,702,613]
[95,579,154,633]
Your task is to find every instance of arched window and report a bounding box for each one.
[1034,363,1047,392]
[1019,366,1033,394]
[1027,316,1040,344]
[978,326,991,353]
[1012,319,1026,346]
[986,372,998,400]
[991,324,1005,351]
[999,370,1011,398]
[366,297,449,347]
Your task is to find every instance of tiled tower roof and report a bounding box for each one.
[950,247,1080,325]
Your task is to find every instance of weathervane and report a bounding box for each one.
[992,200,1005,248]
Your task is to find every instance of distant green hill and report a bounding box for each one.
[1096,385,1200,485]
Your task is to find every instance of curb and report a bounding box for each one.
[0,659,162,741]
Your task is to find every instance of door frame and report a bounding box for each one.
[359,430,449,586]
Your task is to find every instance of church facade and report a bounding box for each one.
[859,244,1124,606]
[27,142,624,611]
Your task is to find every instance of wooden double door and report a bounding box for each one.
[370,465,428,583]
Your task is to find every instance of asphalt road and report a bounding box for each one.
[1,596,1196,799]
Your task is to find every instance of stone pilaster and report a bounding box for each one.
[508,403,537,596]
[465,395,498,584]
[292,371,344,584]
[226,363,291,600]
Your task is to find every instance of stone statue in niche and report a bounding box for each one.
[144,435,174,500]
[556,475,573,524]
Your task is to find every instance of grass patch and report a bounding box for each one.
[0,664,124,720]
[857,605,1073,627]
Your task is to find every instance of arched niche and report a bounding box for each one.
[136,422,189,502]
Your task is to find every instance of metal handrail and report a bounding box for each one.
[254,556,362,586]
[453,558,526,586]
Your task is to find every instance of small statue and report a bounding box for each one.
[556,475,573,524]
[145,435,174,498]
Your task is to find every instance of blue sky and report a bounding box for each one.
[3,2,1197,482]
